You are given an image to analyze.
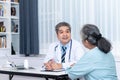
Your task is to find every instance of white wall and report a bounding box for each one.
[38,0,120,57]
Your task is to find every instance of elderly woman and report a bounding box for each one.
[66,24,118,80]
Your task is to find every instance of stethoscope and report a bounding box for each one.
[54,40,72,62]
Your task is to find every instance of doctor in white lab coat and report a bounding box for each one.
[44,22,85,70]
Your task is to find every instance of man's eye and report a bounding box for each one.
[66,31,70,33]
[59,31,63,34]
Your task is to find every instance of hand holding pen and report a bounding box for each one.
[44,59,55,70]
[44,59,62,70]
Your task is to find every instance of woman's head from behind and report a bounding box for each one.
[81,24,111,53]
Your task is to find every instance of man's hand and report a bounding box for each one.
[51,63,62,70]
[44,63,53,70]
[44,59,55,70]
[70,63,75,67]
[44,59,62,70]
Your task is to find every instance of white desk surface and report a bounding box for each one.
[0,67,67,76]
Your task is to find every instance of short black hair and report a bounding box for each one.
[55,22,71,34]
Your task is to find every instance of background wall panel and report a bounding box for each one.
[38,0,120,59]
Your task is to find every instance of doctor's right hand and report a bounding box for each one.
[44,59,55,70]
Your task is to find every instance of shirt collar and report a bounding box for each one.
[60,39,72,49]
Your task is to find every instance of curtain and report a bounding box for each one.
[38,0,120,59]
[20,0,39,56]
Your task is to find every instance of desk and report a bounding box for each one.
[0,68,68,80]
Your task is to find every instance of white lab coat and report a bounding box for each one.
[44,39,85,69]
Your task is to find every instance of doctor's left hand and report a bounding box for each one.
[51,63,62,70]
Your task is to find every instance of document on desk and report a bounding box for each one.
[41,68,65,72]
[15,65,35,70]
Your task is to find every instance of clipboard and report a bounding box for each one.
[41,68,65,72]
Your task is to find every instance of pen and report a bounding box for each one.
[10,62,16,68]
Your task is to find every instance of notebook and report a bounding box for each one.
[15,65,35,70]
[41,68,65,72]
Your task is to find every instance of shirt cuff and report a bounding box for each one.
[62,61,76,69]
